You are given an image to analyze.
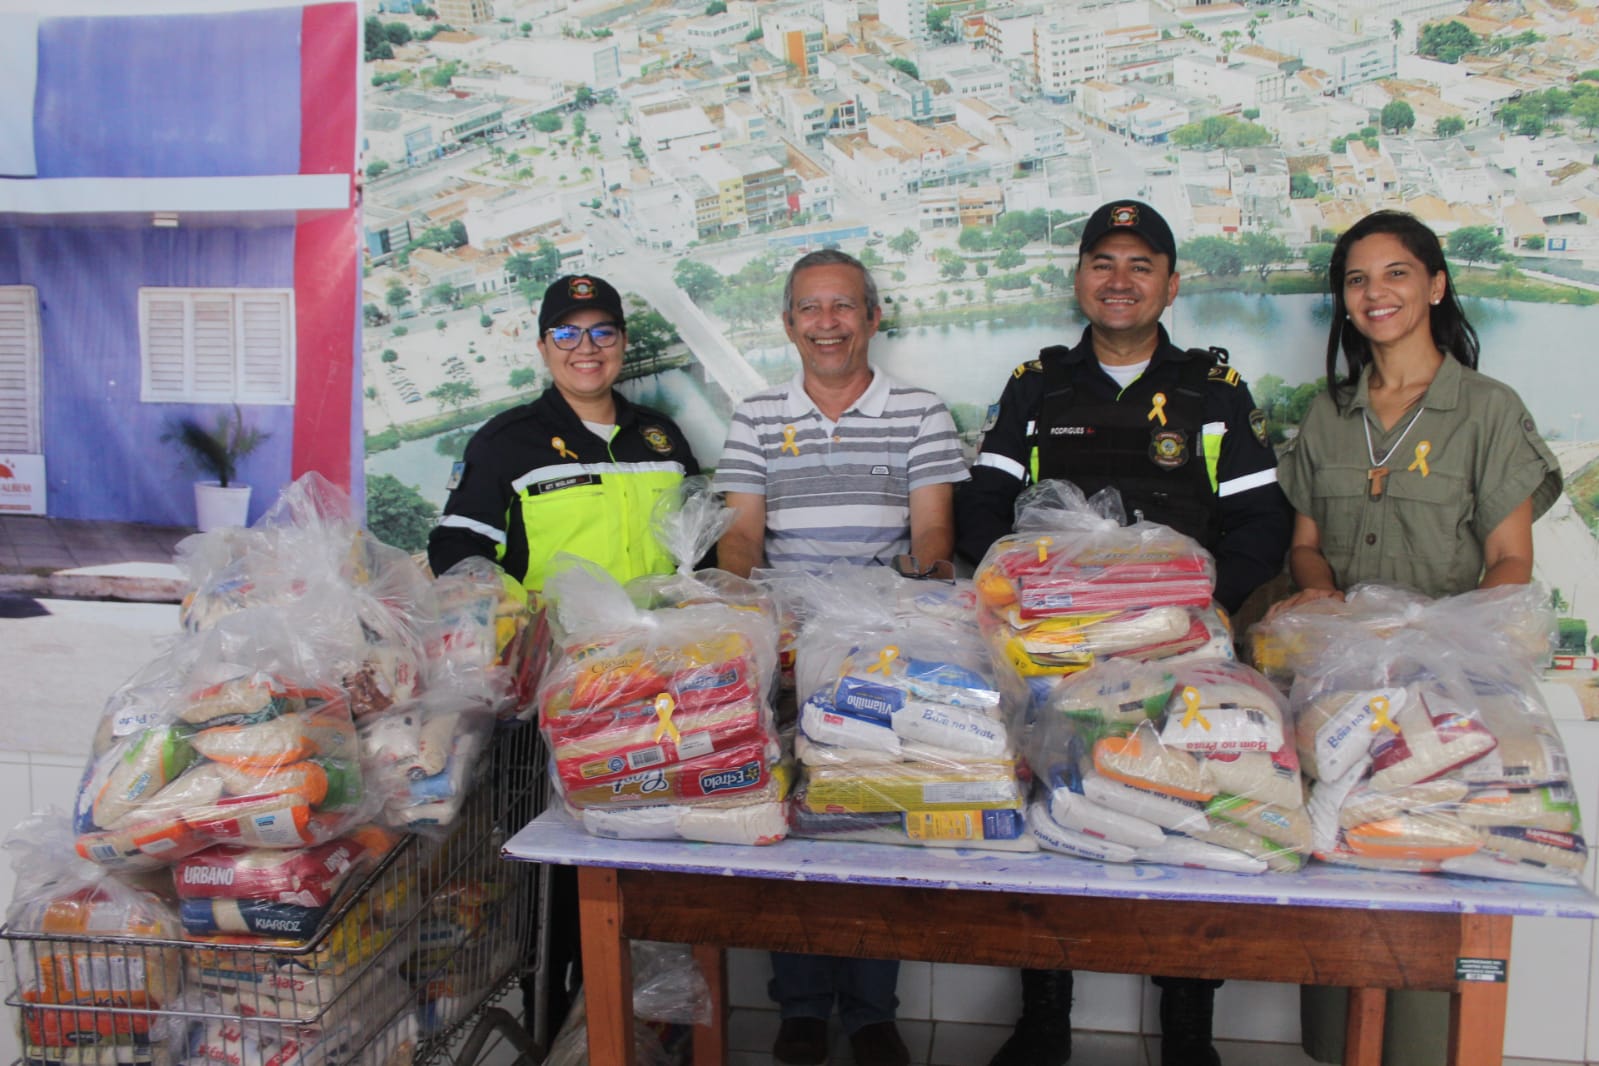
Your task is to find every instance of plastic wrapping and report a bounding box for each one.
[776,565,1029,851]
[72,620,378,868]
[975,483,1222,683]
[537,487,786,845]
[426,556,543,720]
[1022,659,1306,873]
[5,815,187,1057]
[357,693,496,836]
[1291,628,1586,882]
[1249,583,1555,691]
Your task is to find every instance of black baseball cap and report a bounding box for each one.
[538,274,625,335]
[1079,200,1177,266]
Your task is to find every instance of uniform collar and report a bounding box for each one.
[540,385,637,430]
[1064,324,1184,368]
[1347,355,1464,415]
[782,368,891,419]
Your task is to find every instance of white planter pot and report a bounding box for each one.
[194,481,252,532]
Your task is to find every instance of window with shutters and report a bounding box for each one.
[139,288,295,404]
[0,287,42,454]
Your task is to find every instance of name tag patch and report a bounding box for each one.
[1049,426,1094,437]
[529,473,601,495]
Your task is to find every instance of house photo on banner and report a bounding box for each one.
[0,0,362,526]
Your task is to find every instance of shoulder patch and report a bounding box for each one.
[980,402,1001,433]
[446,461,466,492]
[1249,409,1268,447]
[1013,359,1042,378]
[1208,366,1241,386]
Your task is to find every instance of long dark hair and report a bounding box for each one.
[1325,210,1478,407]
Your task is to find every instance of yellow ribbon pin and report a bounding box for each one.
[1408,441,1431,477]
[1035,536,1053,563]
[1368,695,1399,734]
[1180,686,1210,731]
[780,425,800,456]
[653,693,681,745]
[867,645,900,675]
[1147,392,1168,426]
[551,436,578,460]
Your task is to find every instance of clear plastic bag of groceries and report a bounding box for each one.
[73,596,378,869]
[975,482,1220,681]
[5,813,187,1040]
[783,564,1030,851]
[426,555,543,719]
[1413,583,1557,670]
[1022,659,1306,873]
[1290,629,1581,882]
[177,472,434,635]
[536,557,785,842]
[358,686,497,836]
[1248,583,1430,690]
[628,476,778,626]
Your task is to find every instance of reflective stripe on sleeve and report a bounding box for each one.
[976,451,1027,482]
[1218,468,1278,497]
[437,514,507,544]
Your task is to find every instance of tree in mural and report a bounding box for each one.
[1447,226,1507,270]
[1381,100,1416,133]
[366,474,437,553]
[673,259,722,304]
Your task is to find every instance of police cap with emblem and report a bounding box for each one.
[1078,200,1177,267]
[538,274,626,335]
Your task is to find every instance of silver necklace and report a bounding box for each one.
[1362,404,1424,499]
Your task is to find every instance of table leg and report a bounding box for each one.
[692,944,727,1066]
[1342,987,1385,1066]
[578,866,636,1066]
[1446,915,1512,1066]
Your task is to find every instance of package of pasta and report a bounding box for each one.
[791,783,1037,852]
[976,482,1214,623]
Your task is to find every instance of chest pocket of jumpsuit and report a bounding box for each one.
[1381,465,1471,567]
[1306,466,1372,558]
[517,477,619,589]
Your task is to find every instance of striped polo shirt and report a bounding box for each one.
[713,369,969,570]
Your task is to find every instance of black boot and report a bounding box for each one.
[987,969,1073,1066]
[1156,977,1222,1066]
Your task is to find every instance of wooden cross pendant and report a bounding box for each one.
[1368,466,1389,498]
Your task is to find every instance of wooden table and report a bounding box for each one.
[503,809,1599,1066]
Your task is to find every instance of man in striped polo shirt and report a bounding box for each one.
[713,249,968,1066]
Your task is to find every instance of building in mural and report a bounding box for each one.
[0,0,361,526]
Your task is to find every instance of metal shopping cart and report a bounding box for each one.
[2,719,552,1066]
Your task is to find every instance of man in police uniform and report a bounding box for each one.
[427,273,699,593]
[954,201,1292,1066]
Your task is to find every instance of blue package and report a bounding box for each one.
[832,676,905,723]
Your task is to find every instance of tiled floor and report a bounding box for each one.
[723,1008,1327,1066]
[0,513,189,573]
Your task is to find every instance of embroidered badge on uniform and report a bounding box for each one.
[1149,430,1189,469]
[1249,408,1268,447]
[1013,360,1041,378]
[570,277,597,300]
[640,425,674,455]
[980,403,1000,432]
[446,461,466,491]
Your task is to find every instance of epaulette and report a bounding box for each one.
[1208,365,1241,386]
[1013,359,1043,378]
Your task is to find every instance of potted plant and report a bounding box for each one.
[165,405,271,531]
